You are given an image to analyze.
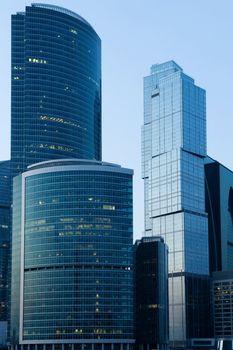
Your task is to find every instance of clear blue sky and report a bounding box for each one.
[1,0,233,240]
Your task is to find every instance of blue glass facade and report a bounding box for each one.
[0,161,11,347]
[10,159,134,349]
[11,4,101,177]
[142,62,209,347]
[0,161,11,322]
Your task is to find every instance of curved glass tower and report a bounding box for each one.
[11,4,101,177]
[10,159,134,350]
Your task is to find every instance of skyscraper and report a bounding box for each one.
[135,236,169,350]
[142,61,210,348]
[9,4,134,350]
[10,159,134,350]
[0,161,11,347]
[212,271,233,344]
[205,156,233,273]
[204,157,233,349]
[11,4,101,177]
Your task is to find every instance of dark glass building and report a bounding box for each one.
[11,4,101,177]
[10,159,134,350]
[205,157,233,273]
[212,271,233,348]
[0,161,11,347]
[135,236,169,350]
[185,273,213,342]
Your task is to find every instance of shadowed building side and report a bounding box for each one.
[135,236,169,350]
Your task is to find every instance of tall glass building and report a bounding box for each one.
[0,161,11,347]
[142,61,210,348]
[11,4,101,177]
[135,236,169,350]
[212,271,233,343]
[10,159,134,350]
[205,156,233,273]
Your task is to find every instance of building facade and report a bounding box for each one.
[205,157,233,273]
[11,4,101,177]
[0,161,11,347]
[212,271,233,347]
[135,236,169,350]
[142,61,210,348]
[10,159,134,350]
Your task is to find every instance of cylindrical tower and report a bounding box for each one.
[11,4,101,176]
[11,159,134,350]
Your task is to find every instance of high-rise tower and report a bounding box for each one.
[10,159,134,350]
[205,156,233,273]
[9,4,134,350]
[0,161,11,347]
[11,4,101,177]
[142,61,211,348]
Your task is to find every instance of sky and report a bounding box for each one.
[1,0,233,240]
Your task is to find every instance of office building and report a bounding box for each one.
[205,157,233,273]
[142,61,211,348]
[11,4,101,177]
[212,271,233,348]
[135,236,169,350]
[0,161,11,347]
[10,159,134,350]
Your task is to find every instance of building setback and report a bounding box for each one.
[11,4,101,177]
[10,159,134,350]
[142,61,211,348]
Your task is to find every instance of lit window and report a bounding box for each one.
[39,115,84,129]
[70,28,78,35]
[103,205,115,210]
[28,58,47,64]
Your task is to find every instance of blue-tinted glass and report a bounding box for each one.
[142,61,209,346]
[11,4,101,177]
[11,161,134,344]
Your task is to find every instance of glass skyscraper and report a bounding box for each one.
[142,61,210,348]
[205,156,233,273]
[11,4,101,177]
[10,159,134,350]
[135,236,169,350]
[212,271,233,344]
[0,161,11,347]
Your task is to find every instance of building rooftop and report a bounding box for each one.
[205,155,233,174]
[27,158,120,169]
[26,158,134,175]
[32,3,92,28]
[135,236,165,246]
[213,270,233,281]
[150,60,183,75]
